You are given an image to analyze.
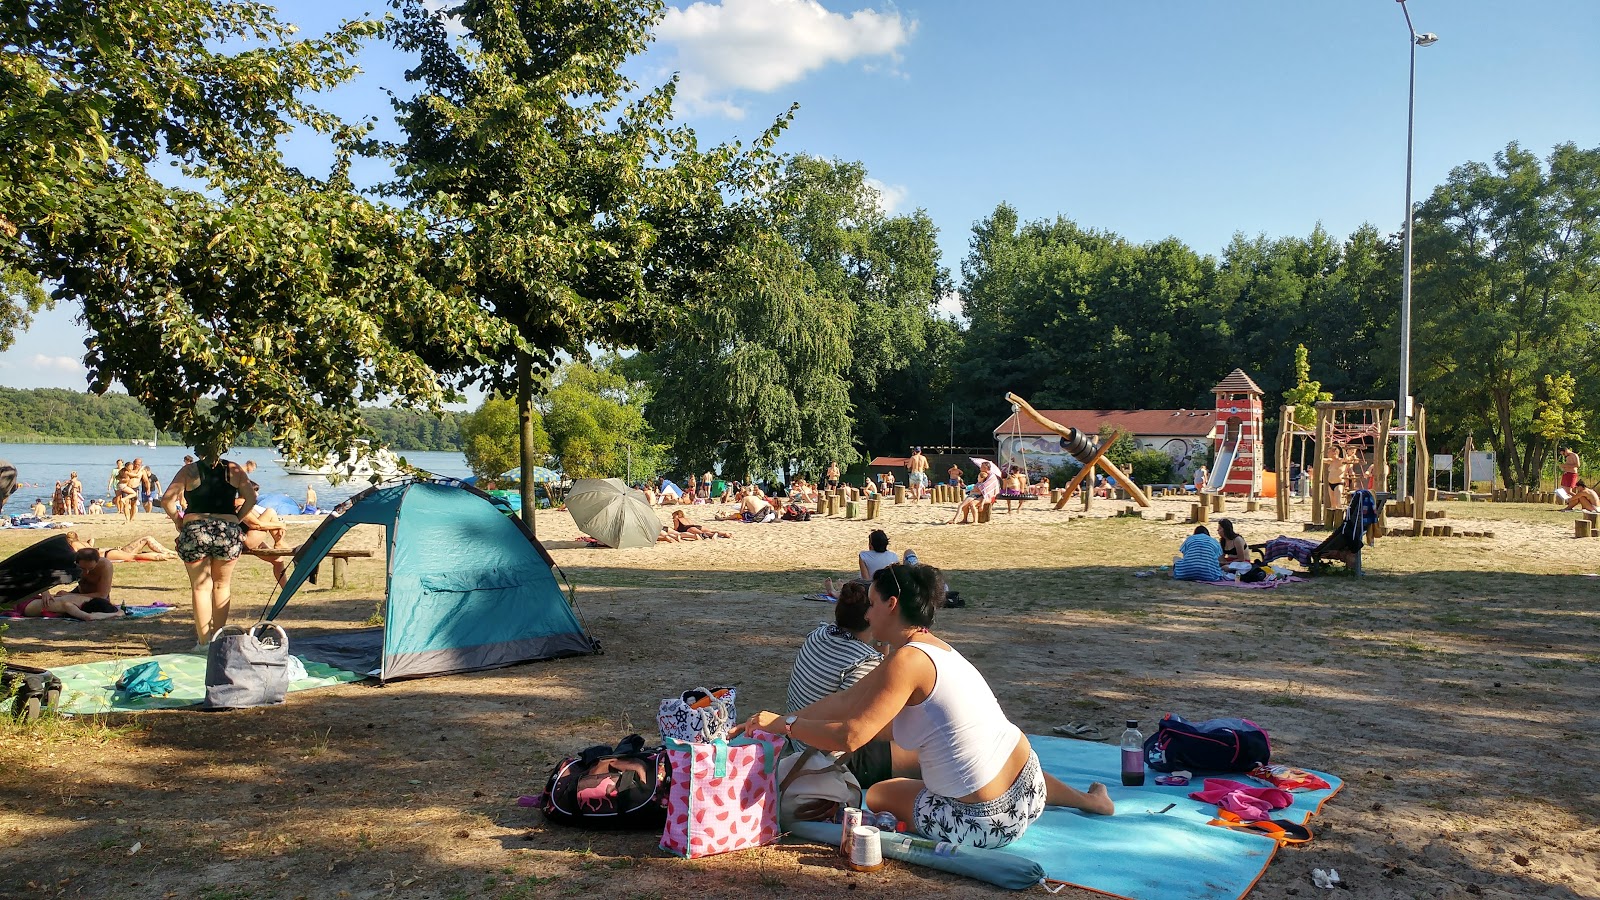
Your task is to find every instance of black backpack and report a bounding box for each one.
[1143,714,1271,773]
[536,734,670,830]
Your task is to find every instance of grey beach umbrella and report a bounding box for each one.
[565,478,659,549]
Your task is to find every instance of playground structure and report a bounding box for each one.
[1206,369,1265,496]
[1273,399,1431,531]
[1003,392,1151,508]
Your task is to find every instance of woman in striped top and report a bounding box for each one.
[785,581,893,787]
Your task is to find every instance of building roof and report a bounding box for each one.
[1211,368,1263,395]
[993,409,1216,439]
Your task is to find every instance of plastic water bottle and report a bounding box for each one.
[1120,720,1145,787]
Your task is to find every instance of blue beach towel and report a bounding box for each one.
[997,735,1341,900]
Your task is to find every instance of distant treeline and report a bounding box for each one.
[0,388,465,451]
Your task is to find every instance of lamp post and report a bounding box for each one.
[1395,1,1437,500]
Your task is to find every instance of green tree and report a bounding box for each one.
[459,395,545,482]
[379,0,786,512]
[635,231,855,480]
[1412,142,1600,487]
[1282,344,1333,428]
[2,1,511,460]
[543,358,662,481]
[772,157,951,456]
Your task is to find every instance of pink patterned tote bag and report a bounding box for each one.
[660,730,782,858]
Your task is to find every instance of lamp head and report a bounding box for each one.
[1414,32,1439,46]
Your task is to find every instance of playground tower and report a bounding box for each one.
[1209,369,1263,496]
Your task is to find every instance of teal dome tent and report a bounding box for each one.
[265,479,596,681]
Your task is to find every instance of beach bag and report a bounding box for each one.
[661,731,782,858]
[536,734,671,830]
[113,661,172,701]
[776,747,862,823]
[657,686,736,743]
[1144,714,1271,773]
[204,623,290,709]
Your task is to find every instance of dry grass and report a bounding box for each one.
[1,496,1597,899]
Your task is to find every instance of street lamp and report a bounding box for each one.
[1395,1,1436,500]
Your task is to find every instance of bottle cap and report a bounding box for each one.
[1126,720,1139,728]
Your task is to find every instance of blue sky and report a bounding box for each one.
[5,0,1597,397]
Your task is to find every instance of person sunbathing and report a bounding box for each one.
[239,498,288,548]
[15,548,121,618]
[15,589,123,620]
[671,510,729,540]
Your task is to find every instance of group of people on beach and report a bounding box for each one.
[11,455,302,650]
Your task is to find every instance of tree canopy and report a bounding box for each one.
[1,0,512,460]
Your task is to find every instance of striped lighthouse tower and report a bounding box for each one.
[1210,369,1263,496]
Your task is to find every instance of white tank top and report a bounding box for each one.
[892,641,1022,798]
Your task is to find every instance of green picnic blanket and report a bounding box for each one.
[50,651,365,714]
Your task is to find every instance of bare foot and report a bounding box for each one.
[1082,782,1115,815]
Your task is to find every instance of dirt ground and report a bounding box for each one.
[1,493,1597,900]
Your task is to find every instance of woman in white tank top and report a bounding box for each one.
[736,563,1114,848]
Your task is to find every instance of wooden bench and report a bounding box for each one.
[251,548,373,588]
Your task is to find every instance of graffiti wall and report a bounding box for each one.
[996,435,1209,479]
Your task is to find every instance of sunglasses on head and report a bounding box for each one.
[887,564,903,600]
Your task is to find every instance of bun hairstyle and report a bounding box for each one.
[835,580,872,632]
[870,563,945,629]
[868,529,889,553]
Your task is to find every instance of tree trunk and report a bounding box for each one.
[517,351,537,533]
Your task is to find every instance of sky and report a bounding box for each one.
[4,0,1597,399]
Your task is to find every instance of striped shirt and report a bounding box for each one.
[1173,533,1224,582]
[786,623,883,715]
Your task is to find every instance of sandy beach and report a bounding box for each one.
[0,493,1596,899]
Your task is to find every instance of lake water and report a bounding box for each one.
[0,443,470,511]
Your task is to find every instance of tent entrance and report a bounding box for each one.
[292,628,384,677]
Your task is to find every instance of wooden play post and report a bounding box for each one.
[1411,405,1429,524]
[1310,407,1330,525]
[894,486,905,504]
[1275,404,1294,522]
[1007,392,1150,507]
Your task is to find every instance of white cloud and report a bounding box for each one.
[656,0,913,118]
[865,177,908,214]
[29,354,84,374]
[935,289,964,322]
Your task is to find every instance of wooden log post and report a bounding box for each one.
[1246,499,1259,513]
[977,504,992,524]
[866,497,880,520]
[845,500,858,520]
[894,486,905,504]
[826,493,837,516]
[1193,501,1208,524]
[1275,405,1294,522]
[1412,405,1429,523]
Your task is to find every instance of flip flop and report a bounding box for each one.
[1051,722,1104,741]
[1207,809,1313,845]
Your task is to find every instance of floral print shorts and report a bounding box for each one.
[912,751,1046,849]
[175,517,244,563]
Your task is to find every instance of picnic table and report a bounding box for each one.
[251,548,373,589]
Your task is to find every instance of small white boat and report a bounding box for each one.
[278,443,403,479]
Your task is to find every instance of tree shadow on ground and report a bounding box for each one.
[1,566,1596,899]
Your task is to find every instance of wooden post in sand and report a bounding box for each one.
[866,497,880,520]
[894,486,905,504]
[825,493,837,516]
[1274,404,1294,522]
